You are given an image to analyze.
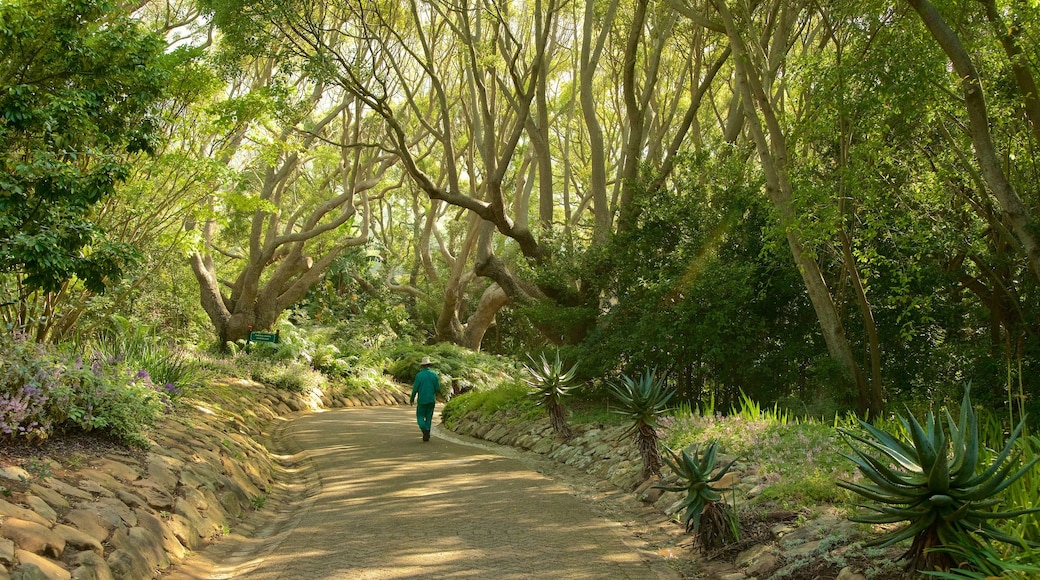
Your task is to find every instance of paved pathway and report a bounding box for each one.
[164,406,677,579]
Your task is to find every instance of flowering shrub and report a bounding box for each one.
[0,333,172,446]
[0,334,60,439]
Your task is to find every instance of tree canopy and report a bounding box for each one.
[4,0,1040,417]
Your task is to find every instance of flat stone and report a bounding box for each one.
[716,472,741,488]
[173,497,215,542]
[746,553,777,577]
[86,459,138,486]
[60,510,109,545]
[41,479,92,502]
[51,525,102,556]
[0,501,49,528]
[113,490,147,511]
[77,470,121,492]
[144,455,180,491]
[0,467,30,484]
[836,567,867,580]
[26,486,68,511]
[164,513,202,551]
[69,550,112,580]
[131,480,175,512]
[13,549,71,580]
[0,518,64,558]
[75,481,112,498]
[735,544,771,568]
[15,497,55,526]
[133,509,186,560]
[0,538,13,565]
[108,526,169,577]
[785,539,822,559]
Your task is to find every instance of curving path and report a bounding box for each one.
[163,406,678,579]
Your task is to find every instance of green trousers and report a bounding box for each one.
[415,402,435,432]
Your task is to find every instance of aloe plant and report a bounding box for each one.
[657,441,740,550]
[922,539,1040,579]
[608,369,674,478]
[523,351,579,437]
[838,386,1040,572]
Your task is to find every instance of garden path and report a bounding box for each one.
[162,406,680,579]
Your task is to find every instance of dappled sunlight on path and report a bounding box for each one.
[163,407,674,579]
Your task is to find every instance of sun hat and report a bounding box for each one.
[420,356,433,366]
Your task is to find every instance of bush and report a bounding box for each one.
[383,341,518,393]
[89,318,201,398]
[249,361,326,393]
[0,333,172,446]
[441,381,535,429]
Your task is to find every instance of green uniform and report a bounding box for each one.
[410,367,440,436]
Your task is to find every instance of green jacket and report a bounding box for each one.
[411,367,440,405]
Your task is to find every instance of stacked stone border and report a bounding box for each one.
[0,378,409,580]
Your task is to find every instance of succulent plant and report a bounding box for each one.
[657,440,740,550]
[838,386,1040,572]
[523,351,579,437]
[608,369,674,478]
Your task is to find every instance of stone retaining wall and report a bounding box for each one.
[0,378,408,580]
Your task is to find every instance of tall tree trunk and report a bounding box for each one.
[713,0,870,413]
[908,0,1040,284]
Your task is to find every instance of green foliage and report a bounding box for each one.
[656,441,739,545]
[88,316,201,398]
[523,351,579,437]
[383,342,518,393]
[922,535,1040,580]
[248,362,326,393]
[440,381,536,430]
[922,538,1040,579]
[0,332,172,446]
[610,369,675,438]
[0,0,180,293]
[609,369,674,478]
[838,387,1040,572]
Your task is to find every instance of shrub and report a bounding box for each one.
[90,321,200,398]
[657,440,740,550]
[441,381,535,429]
[523,351,579,437]
[250,362,326,393]
[383,341,517,392]
[838,386,1040,572]
[0,333,172,446]
[609,369,674,479]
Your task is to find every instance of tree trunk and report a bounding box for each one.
[907,0,1040,284]
[713,0,868,410]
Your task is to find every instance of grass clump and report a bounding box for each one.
[441,381,538,429]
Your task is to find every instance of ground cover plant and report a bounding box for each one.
[0,331,190,446]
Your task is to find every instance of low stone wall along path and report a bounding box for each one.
[164,406,676,579]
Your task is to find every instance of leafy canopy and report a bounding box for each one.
[0,0,174,293]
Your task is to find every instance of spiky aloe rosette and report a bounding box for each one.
[657,441,740,550]
[523,351,579,437]
[838,387,1040,572]
[608,369,674,478]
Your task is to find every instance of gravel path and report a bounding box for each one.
[163,406,680,579]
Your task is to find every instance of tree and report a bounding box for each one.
[0,0,174,302]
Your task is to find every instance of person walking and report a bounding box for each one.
[410,356,440,442]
